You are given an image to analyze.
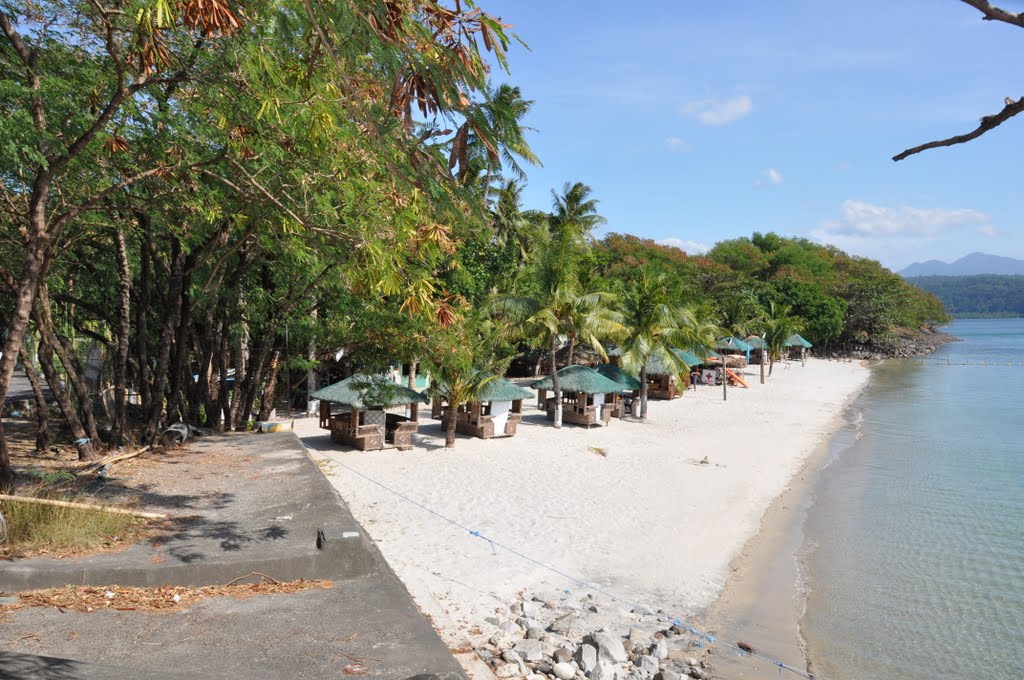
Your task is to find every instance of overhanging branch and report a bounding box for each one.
[893,96,1024,161]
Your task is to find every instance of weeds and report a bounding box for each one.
[0,494,145,559]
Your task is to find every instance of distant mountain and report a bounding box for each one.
[900,252,1024,277]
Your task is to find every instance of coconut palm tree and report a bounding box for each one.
[618,268,716,419]
[550,181,607,240]
[759,302,803,375]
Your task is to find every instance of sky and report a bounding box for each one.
[480,0,1024,271]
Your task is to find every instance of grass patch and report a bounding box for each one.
[1,494,146,559]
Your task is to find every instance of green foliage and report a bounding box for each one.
[907,275,1024,318]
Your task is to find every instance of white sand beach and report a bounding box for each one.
[296,358,869,667]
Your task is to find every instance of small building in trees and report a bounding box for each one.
[594,363,641,418]
[431,377,534,439]
[530,366,622,427]
[312,374,428,451]
[785,334,813,362]
[715,336,752,364]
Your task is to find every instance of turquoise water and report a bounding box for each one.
[801,319,1024,680]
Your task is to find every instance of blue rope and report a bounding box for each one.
[74,438,91,446]
[331,458,832,680]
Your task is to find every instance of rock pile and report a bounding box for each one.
[473,591,713,680]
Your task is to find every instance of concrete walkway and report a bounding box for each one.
[0,432,466,680]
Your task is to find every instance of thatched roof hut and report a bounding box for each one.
[530,365,623,394]
[435,376,534,440]
[594,364,641,391]
[312,374,427,451]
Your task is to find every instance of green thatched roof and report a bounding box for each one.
[786,333,813,348]
[716,336,752,352]
[745,336,767,350]
[646,348,706,375]
[477,377,534,402]
[594,364,641,390]
[530,365,624,394]
[311,374,428,408]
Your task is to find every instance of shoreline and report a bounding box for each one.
[296,357,872,679]
[697,364,871,679]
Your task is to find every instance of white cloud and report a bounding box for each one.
[680,95,753,125]
[754,167,784,187]
[663,136,693,152]
[819,200,990,238]
[976,225,998,237]
[657,237,709,254]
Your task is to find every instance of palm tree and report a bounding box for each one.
[425,314,513,448]
[618,268,715,419]
[491,179,546,267]
[759,302,803,375]
[550,182,607,240]
[456,83,541,203]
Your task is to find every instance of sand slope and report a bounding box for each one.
[297,358,868,655]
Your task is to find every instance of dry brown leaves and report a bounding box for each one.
[3,579,333,614]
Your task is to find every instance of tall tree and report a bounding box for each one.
[618,268,714,419]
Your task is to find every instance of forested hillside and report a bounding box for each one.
[907,276,1024,318]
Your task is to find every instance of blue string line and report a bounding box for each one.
[330,457,833,680]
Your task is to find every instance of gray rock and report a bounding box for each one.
[650,640,669,661]
[637,656,659,675]
[495,663,520,678]
[684,658,698,668]
[522,600,543,618]
[485,616,501,626]
[591,631,629,663]
[553,662,575,680]
[553,648,573,664]
[515,638,544,662]
[542,633,571,649]
[627,628,647,643]
[547,612,577,634]
[587,604,599,613]
[574,644,598,674]
[687,670,708,680]
[540,641,559,658]
[502,650,522,664]
[654,671,680,680]
[591,661,623,680]
[526,626,546,640]
[499,620,524,635]
[490,632,518,650]
[519,617,543,631]
[527,675,548,680]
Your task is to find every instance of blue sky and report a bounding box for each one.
[483,0,1024,271]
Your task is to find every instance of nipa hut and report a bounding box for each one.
[530,366,623,427]
[594,364,641,418]
[715,336,752,365]
[785,333,813,362]
[312,374,428,451]
[638,348,701,399]
[432,377,534,439]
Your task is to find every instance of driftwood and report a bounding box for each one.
[0,493,167,520]
[78,446,151,475]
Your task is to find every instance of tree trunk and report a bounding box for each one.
[135,214,153,416]
[36,332,96,460]
[18,346,50,452]
[639,363,649,420]
[142,239,186,445]
[227,320,249,430]
[112,230,132,446]
[566,336,575,366]
[407,359,418,390]
[0,419,11,490]
[257,350,282,421]
[165,272,192,425]
[444,401,458,448]
[550,336,562,428]
[0,228,53,481]
[52,331,101,444]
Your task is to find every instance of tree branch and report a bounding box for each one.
[960,0,1024,28]
[893,96,1024,161]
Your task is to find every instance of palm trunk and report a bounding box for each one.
[566,336,575,366]
[639,363,649,420]
[550,336,562,428]
[0,420,10,490]
[444,401,458,448]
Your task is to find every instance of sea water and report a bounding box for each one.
[800,319,1024,680]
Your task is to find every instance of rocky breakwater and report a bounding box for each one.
[474,591,714,680]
